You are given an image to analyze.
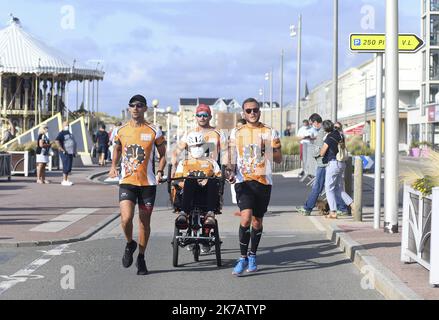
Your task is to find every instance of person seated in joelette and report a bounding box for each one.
[174,131,221,230]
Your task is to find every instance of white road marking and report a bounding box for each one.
[30,208,99,233]
[308,216,326,232]
[0,244,72,296]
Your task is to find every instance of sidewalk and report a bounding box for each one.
[0,166,120,247]
[311,207,439,300]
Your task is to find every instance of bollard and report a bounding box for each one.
[353,157,363,221]
[344,157,353,198]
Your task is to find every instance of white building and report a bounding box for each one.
[301,52,421,151]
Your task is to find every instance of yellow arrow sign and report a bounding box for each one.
[350,34,424,53]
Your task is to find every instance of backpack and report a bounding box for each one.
[64,133,76,155]
[330,135,349,162]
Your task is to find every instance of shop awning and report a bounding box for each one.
[344,122,365,135]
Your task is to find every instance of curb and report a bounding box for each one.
[86,170,110,183]
[324,222,423,300]
[0,212,120,248]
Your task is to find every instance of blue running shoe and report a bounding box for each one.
[232,257,248,276]
[247,255,257,272]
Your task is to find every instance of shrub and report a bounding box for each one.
[281,136,300,155]
[410,140,420,148]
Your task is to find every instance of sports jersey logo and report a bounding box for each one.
[241,144,265,174]
[123,144,146,176]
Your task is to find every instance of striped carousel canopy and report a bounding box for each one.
[0,16,104,79]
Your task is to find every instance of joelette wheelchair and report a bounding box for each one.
[163,164,226,267]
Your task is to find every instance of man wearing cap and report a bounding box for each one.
[109,94,167,275]
[171,104,227,171]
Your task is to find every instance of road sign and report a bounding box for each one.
[350,33,424,53]
[359,155,375,171]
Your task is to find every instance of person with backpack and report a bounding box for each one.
[319,120,353,219]
[56,121,77,186]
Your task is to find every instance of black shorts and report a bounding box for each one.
[119,184,157,208]
[234,181,272,218]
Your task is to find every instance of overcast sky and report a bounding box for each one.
[1,0,421,116]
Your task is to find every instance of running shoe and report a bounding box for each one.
[336,210,349,217]
[136,254,148,275]
[122,240,137,268]
[296,206,311,216]
[247,254,258,273]
[232,257,248,276]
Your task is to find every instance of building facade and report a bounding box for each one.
[409,0,439,150]
[301,53,420,152]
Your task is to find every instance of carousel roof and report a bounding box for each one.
[0,17,104,79]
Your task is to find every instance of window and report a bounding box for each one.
[423,51,427,81]
[432,0,439,11]
[431,16,439,45]
[410,124,420,143]
[430,50,439,80]
[430,84,439,102]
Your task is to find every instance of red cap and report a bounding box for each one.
[196,104,211,116]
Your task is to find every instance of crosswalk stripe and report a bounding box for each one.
[30,208,99,233]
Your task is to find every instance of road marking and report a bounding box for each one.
[308,216,326,232]
[0,244,72,296]
[30,208,99,233]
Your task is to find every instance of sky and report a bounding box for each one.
[0,0,421,116]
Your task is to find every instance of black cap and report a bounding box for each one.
[129,94,147,105]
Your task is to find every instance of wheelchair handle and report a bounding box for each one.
[159,176,225,184]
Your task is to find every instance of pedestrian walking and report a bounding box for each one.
[96,124,110,166]
[283,124,292,137]
[1,118,16,144]
[319,120,354,219]
[55,121,77,186]
[296,114,348,216]
[228,97,282,276]
[109,121,123,162]
[36,125,51,184]
[109,94,167,275]
[297,119,313,177]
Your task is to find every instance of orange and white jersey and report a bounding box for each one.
[229,123,281,186]
[180,127,227,163]
[114,121,165,186]
[174,157,221,179]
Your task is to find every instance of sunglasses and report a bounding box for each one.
[244,108,260,114]
[196,113,209,118]
[129,103,146,109]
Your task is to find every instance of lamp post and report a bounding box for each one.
[259,88,264,108]
[166,106,172,153]
[265,71,273,127]
[384,0,399,234]
[176,111,181,143]
[332,0,339,122]
[290,14,302,135]
[152,99,159,126]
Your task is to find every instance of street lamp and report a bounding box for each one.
[166,106,172,153]
[265,70,273,127]
[259,88,264,108]
[152,99,159,126]
[291,14,302,135]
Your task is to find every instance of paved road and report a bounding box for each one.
[0,174,386,300]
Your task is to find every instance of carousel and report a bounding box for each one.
[0,15,104,139]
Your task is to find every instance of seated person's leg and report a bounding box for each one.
[182,179,198,213]
[206,180,219,212]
